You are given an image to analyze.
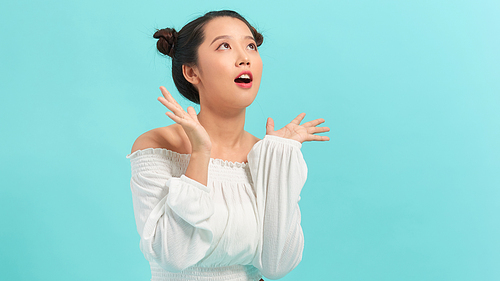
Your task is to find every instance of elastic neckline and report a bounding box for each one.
[127,147,249,168]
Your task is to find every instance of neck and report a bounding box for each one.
[197,105,247,151]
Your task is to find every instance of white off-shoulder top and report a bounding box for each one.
[126,135,307,281]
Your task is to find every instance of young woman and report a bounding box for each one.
[127,10,330,281]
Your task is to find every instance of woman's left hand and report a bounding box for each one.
[266,113,330,144]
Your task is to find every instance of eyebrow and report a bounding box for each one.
[210,35,255,46]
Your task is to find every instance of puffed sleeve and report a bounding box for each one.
[127,148,214,272]
[248,135,307,280]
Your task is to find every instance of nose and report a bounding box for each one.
[238,57,250,66]
[236,48,250,67]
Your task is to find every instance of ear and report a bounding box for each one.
[182,64,200,85]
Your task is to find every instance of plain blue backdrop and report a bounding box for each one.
[1,0,499,280]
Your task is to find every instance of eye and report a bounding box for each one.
[247,43,257,51]
[217,42,230,50]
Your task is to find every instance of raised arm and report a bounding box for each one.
[129,152,213,272]
[250,113,329,279]
[157,86,212,186]
[128,86,214,271]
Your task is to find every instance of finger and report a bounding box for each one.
[157,96,185,117]
[302,118,326,128]
[165,111,183,124]
[157,96,188,118]
[317,135,330,141]
[159,86,184,110]
[307,126,330,134]
[305,134,330,142]
[290,113,306,125]
[157,96,171,109]
[187,106,198,120]
[159,86,173,101]
[266,117,275,134]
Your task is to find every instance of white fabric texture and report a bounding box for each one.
[127,135,307,281]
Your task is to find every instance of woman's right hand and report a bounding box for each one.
[157,86,212,154]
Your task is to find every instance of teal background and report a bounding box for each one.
[1,0,499,280]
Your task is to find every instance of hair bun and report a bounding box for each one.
[153,28,178,58]
[250,26,263,47]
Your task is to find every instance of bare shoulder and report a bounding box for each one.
[131,124,190,154]
[246,131,261,146]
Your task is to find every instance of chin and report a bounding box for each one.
[234,96,257,109]
[229,92,258,109]
[241,88,259,106]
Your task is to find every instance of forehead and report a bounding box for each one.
[202,17,253,42]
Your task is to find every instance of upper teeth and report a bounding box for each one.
[239,74,250,79]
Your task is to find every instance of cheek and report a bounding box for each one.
[254,55,263,69]
[200,60,224,85]
[254,59,263,81]
[208,59,230,77]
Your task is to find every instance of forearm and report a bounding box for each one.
[185,151,211,186]
[129,149,214,272]
[248,135,307,278]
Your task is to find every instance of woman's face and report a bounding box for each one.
[191,17,263,110]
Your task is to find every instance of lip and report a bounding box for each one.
[234,71,253,81]
[234,71,253,89]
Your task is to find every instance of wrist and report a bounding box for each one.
[264,134,303,148]
[191,148,212,156]
[191,141,212,154]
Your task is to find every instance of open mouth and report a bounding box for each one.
[234,72,253,84]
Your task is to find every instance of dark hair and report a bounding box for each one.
[153,10,263,104]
